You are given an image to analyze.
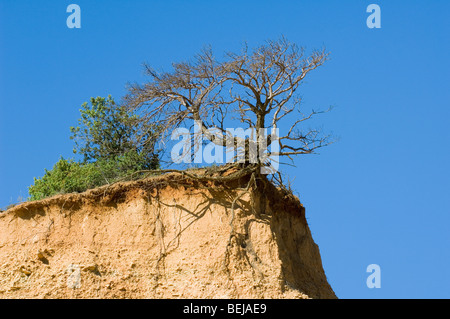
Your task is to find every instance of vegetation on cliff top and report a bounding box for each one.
[28,96,160,201]
[27,37,332,202]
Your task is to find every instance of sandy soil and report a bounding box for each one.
[0,172,336,299]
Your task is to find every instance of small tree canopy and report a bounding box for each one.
[70,95,159,169]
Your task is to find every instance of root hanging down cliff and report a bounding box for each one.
[0,168,337,299]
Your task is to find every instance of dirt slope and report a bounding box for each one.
[0,171,336,299]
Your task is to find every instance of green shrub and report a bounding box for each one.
[28,151,159,201]
[28,95,161,201]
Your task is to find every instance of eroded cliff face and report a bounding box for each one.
[0,172,336,299]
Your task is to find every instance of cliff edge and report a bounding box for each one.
[0,170,336,299]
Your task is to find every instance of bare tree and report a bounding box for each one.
[123,37,333,174]
[120,38,334,271]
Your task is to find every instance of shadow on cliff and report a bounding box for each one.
[144,176,337,299]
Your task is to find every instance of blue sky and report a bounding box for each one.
[1,0,449,298]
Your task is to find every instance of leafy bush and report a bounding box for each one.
[28,151,158,201]
[29,158,90,201]
[28,95,160,201]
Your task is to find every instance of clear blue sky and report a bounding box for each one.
[1,0,449,299]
